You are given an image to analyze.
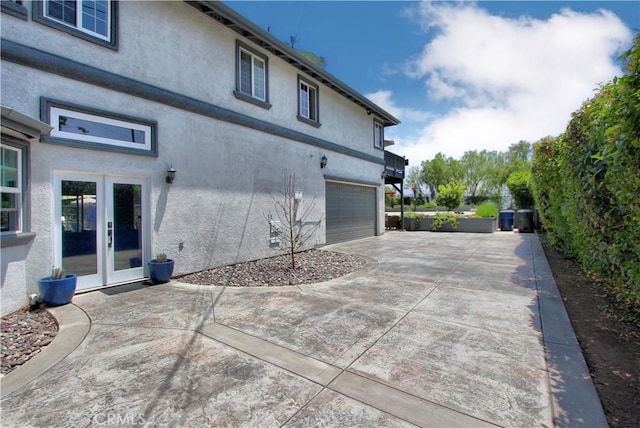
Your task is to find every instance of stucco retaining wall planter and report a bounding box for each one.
[404,216,497,233]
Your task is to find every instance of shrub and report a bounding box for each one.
[531,34,640,318]
[436,182,465,211]
[475,201,498,218]
[506,170,534,209]
[404,211,424,229]
[431,212,458,231]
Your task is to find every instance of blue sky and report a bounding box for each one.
[226,1,639,166]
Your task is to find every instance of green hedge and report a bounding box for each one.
[531,34,640,318]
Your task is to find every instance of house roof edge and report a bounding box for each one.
[187,0,401,127]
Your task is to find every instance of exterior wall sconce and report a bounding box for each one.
[166,167,176,184]
[320,155,328,169]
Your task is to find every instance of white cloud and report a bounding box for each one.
[391,1,633,165]
[365,89,433,122]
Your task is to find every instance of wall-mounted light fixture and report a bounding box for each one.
[320,155,328,169]
[366,109,372,115]
[381,171,386,180]
[166,167,176,184]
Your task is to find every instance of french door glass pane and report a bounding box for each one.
[113,183,142,271]
[62,180,97,276]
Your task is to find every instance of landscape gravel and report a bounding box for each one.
[178,249,369,286]
[1,308,58,375]
[0,249,367,376]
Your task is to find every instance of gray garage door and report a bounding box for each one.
[326,181,377,244]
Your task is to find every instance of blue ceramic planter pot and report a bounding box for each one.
[38,274,77,307]
[148,259,174,284]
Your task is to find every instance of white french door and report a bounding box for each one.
[54,172,150,291]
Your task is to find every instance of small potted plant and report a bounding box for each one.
[38,267,77,307]
[147,253,174,284]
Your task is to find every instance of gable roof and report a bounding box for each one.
[188,1,400,127]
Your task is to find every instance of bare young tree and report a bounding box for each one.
[265,171,323,269]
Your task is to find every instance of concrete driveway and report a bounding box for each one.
[1,232,606,427]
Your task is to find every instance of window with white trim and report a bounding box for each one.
[42,99,157,156]
[34,0,117,48]
[298,77,319,124]
[1,144,22,233]
[374,120,384,149]
[46,0,109,39]
[235,42,269,105]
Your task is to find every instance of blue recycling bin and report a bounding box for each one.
[499,210,515,231]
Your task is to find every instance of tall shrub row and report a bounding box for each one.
[531,34,640,317]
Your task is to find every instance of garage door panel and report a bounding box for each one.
[326,182,376,244]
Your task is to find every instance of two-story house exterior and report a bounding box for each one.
[0,0,400,316]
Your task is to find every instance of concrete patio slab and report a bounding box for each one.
[284,389,417,427]
[212,287,404,367]
[0,232,606,427]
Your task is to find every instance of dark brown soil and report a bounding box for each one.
[540,235,640,428]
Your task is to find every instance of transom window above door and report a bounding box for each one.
[41,98,157,156]
[34,0,117,49]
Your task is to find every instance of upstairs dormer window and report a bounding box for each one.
[34,0,117,49]
[233,41,271,109]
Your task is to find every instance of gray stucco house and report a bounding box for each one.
[1,0,402,316]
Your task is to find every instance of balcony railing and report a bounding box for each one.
[384,151,406,182]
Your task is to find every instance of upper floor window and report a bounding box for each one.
[297,77,320,127]
[374,120,384,149]
[1,144,23,234]
[41,98,157,156]
[234,41,271,109]
[34,0,117,49]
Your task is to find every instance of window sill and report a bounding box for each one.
[2,2,28,20]
[233,91,272,110]
[1,232,36,248]
[297,115,321,128]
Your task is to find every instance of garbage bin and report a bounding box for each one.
[517,209,535,233]
[499,210,515,231]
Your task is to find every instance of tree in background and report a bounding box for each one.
[460,150,485,199]
[420,153,462,200]
[407,166,427,201]
[482,150,508,203]
[414,144,534,208]
[506,140,533,167]
[384,185,399,208]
